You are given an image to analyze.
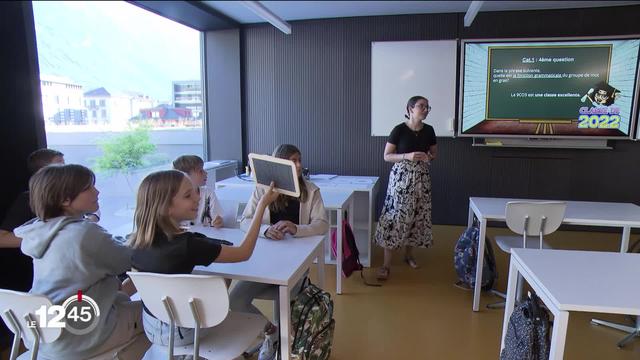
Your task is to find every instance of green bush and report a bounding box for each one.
[96,126,156,172]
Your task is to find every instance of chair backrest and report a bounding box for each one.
[505,201,567,238]
[0,289,62,345]
[127,272,229,328]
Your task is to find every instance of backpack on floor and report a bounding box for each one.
[331,218,380,286]
[291,280,335,360]
[500,292,551,360]
[453,222,497,291]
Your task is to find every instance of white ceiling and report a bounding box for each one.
[201,1,640,24]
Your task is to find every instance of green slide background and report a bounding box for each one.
[487,45,611,120]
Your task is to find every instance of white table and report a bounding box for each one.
[468,197,640,311]
[191,227,325,360]
[501,249,640,359]
[215,185,355,294]
[217,175,379,267]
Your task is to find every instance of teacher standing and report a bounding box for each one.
[375,95,437,281]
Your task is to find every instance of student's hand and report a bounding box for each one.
[427,152,435,160]
[258,182,280,207]
[407,152,428,162]
[212,215,223,228]
[264,226,285,240]
[274,220,297,235]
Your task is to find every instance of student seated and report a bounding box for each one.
[173,155,224,228]
[128,170,278,348]
[233,144,329,360]
[0,149,64,292]
[14,164,141,359]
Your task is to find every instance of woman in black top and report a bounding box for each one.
[374,95,438,280]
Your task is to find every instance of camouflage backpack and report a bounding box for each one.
[291,280,335,360]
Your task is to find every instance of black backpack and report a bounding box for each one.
[500,292,551,360]
[453,222,497,291]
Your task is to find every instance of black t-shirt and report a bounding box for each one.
[0,191,34,292]
[388,122,437,154]
[1,191,34,231]
[270,198,300,225]
[131,230,223,274]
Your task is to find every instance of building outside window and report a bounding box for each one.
[33,1,204,232]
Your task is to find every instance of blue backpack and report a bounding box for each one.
[453,224,497,291]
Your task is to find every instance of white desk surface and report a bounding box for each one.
[470,197,640,227]
[310,175,378,191]
[215,183,354,210]
[191,226,324,286]
[512,248,640,315]
[217,175,378,192]
[317,189,353,210]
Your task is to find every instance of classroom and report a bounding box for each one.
[1,1,640,359]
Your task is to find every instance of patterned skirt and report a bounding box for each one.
[375,160,433,250]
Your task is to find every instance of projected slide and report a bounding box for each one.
[461,39,640,138]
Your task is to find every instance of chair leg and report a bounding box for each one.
[591,316,640,348]
[486,273,524,310]
[3,310,22,360]
[486,289,506,309]
[486,301,505,309]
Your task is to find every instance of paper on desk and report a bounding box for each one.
[333,177,373,185]
[310,174,338,180]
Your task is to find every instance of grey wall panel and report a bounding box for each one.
[206,29,243,163]
[241,7,640,225]
[489,157,530,198]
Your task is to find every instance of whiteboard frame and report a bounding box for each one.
[371,40,458,138]
[458,35,640,140]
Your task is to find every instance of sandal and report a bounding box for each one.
[404,256,420,269]
[376,266,390,280]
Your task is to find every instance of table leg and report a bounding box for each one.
[348,197,355,232]
[621,226,631,253]
[500,259,520,350]
[368,190,373,267]
[279,285,291,360]
[548,311,569,360]
[337,208,343,295]
[473,217,487,312]
[317,238,325,289]
[467,204,474,228]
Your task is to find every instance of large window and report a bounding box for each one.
[33,1,204,232]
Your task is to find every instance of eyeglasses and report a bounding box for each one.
[414,104,432,112]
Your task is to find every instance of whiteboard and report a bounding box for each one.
[371,40,457,137]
